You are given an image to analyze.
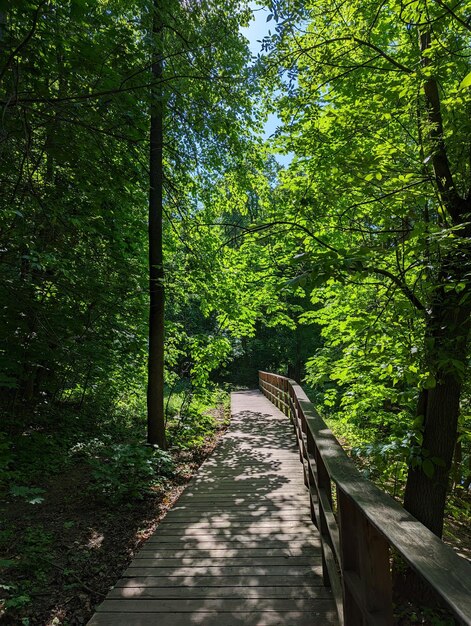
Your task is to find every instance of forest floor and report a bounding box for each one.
[442,497,471,562]
[0,403,230,626]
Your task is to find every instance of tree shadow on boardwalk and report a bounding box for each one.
[87,390,338,626]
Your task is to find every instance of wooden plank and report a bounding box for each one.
[160,513,312,522]
[184,463,303,468]
[107,586,332,600]
[157,520,310,529]
[154,527,311,535]
[166,504,311,511]
[175,496,308,503]
[182,488,306,497]
[169,501,309,507]
[151,527,317,537]
[148,521,314,533]
[137,547,321,558]
[116,574,327,588]
[181,488,307,495]
[163,507,309,514]
[142,535,317,546]
[124,565,324,576]
[180,484,307,490]
[130,557,321,567]
[142,535,320,551]
[192,459,302,464]
[96,598,327,612]
[88,608,338,626]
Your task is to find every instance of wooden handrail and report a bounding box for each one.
[259,370,471,626]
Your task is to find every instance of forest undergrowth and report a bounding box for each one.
[0,387,230,625]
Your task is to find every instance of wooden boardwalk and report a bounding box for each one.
[88,389,338,625]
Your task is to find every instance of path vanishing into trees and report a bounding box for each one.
[87,375,471,626]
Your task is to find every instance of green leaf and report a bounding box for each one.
[9,485,45,504]
[423,373,436,389]
[422,458,434,479]
[5,595,31,609]
[459,70,471,89]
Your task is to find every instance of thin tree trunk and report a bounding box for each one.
[147,0,166,449]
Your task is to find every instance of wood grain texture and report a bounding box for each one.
[260,371,471,626]
[87,608,338,626]
[86,390,338,625]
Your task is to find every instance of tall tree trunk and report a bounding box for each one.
[404,273,471,535]
[147,0,166,449]
[402,28,471,536]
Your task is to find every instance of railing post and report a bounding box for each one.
[316,448,333,588]
[306,427,319,529]
[338,489,363,625]
[293,396,299,436]
[299,406,309,487]
[293,396,302,462]
[283,378,288,416]
[288,385,295,427]
[338,488,393,626]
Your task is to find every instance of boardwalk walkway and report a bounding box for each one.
[88,389,338,625]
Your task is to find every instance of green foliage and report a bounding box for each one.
[240,0,471,525]
[166,386,229,450]
[4,595,32,611]
[459,71,471,90]
[85,443,174,503]
[0,0,259,435]
[9,485,45,505]
[394,604,456,626]
[0,524,53,617]
[0,4,469,622]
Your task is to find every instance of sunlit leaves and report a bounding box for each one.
[459,70,471,90]
[248,0,471,487]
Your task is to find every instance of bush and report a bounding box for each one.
[86,442,174,503]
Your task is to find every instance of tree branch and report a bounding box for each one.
[301,36,413,73]
[432,0,471,33]
[0,1,47,85]
[367,266,426,311]
[419,30,467,223]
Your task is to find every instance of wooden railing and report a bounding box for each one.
[259,371,471,626]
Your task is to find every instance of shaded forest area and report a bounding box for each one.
[1,0,470,624]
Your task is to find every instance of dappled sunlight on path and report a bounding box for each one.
[87,390,338,625]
